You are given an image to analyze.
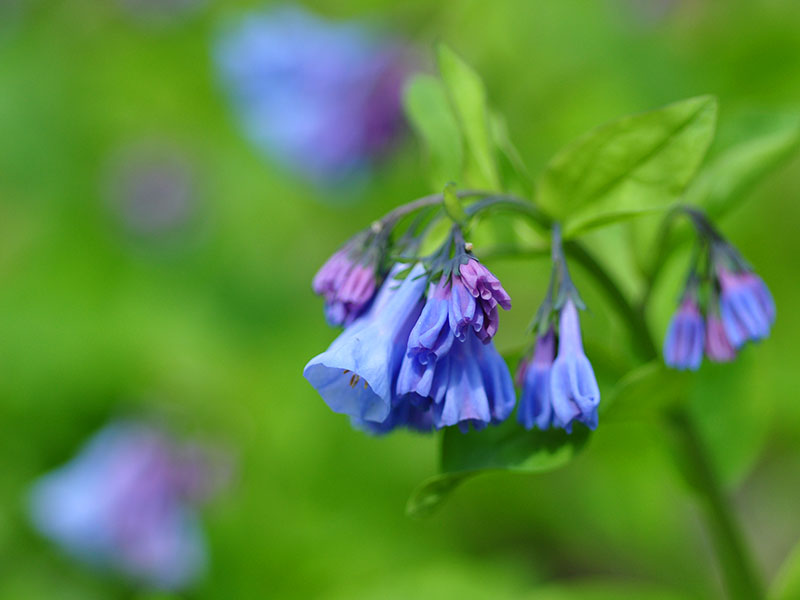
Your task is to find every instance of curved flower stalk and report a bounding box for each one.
[28,421,227,590]
[518,224,600,433]
[304,264,428,425]
[662,208,775,370]
[215,5,412,183]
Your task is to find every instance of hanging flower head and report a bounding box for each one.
[395,227,515,432]
[518,224,600,433]
[662,207,775,370]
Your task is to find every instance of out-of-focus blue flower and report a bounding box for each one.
[717,268,775,348]
[396,261,515,432]
[663,297,705,371]
[549,300,600,433]
[304,264,427,425]
[104,140,197,238]
[215,5,413,183]
[516,327,556,430]
[705,312,736,363]
[28,421,225,590]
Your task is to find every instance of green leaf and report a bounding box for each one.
[538,96,718,236]
[442,181,466,224]
[403,74,463,190]
[602,361,690,423]
[490,111,533,195]
[436,44,501,190]
[770,539,800,600]
[406,420,590,518]
[685,118,800,219]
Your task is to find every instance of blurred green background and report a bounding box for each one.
[1,1,799,598]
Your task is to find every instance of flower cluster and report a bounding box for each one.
[663,211,775,370]
[515,226,600,433]
[305,224,516,433]
[215,5,413,183]
[28,421,229,590]
[311,228,386,326]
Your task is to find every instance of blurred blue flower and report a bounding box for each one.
[663,296,705,371]
[304,264,427,426]
[549,300,600,432]
[28,421,225,590]
[717,268,775,348]
[516,327,556,430]
[104,140,197,238]
[214,5,413,183]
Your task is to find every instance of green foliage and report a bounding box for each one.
[407,421,590,518]
[403,75,463,190]
[686,117,800,219]
[436,43,502,190]
[770,539,800,600]
[602,362,690,424]
[538,96,718,236]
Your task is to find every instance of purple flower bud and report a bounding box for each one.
[517,328,556,430]
[663,297,705,371]
[28,421,225,590]
[312,244,379,327]
[705,313,736,363]
[550,300,600,432]
[718,268,775,348]
[458,258,512,310]
[304,264,427,426]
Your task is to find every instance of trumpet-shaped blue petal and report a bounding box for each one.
[517,328,556,430]
[303,264,427,424]
[550,300,600,433]
[718,269,774,348]
[663,298,705,370]
[351,394,434,434]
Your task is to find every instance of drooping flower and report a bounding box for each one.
[705,313,736,363]
[312,233,383,327]
[717,268,775,348]
[549,300,601,432]
[396,259,515,431]
[663,297,705,371]
[214,5,413,183]
[304,264,427,425]
[517,327,556,430]
[28,421,225,590]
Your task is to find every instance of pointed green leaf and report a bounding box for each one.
[538,96,718,236]
[490,111,533,195]
[407,420,590,518]
[685,118,800,219]
[436,44,501,190]
[602,361,690,423]
[403,74,463,190]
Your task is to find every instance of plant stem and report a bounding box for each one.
[470,193,763,599]
[665,409,764,600]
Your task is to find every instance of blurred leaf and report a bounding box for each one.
[538,96,718,236]
[436,43,501,190]
[770,538,800,600]
[688,356,771,486]
[603,361,690,423]
[524,581,695,600]
[407,421,589,518]
[685,119,800,219]
[403,75,464,190]
[490,111,534,195]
